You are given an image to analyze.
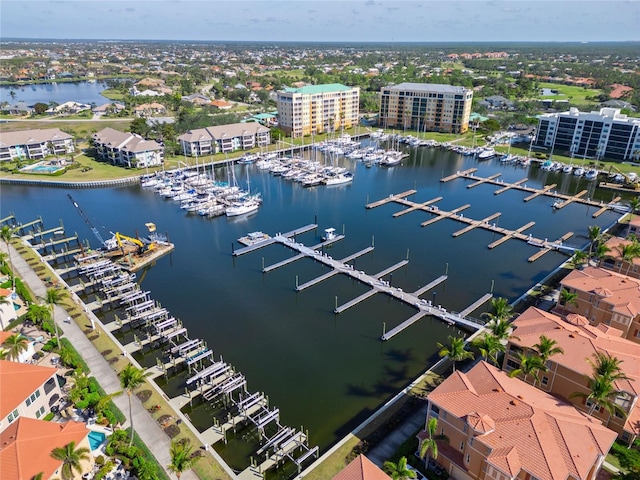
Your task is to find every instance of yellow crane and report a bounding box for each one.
[115,232,154,255]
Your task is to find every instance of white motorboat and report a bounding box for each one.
[573,167,585,176]
[584,169,598,180]
[225,199,260,217]
[324,171,353,186]
[562,164,573,174]
[477,148,495,160]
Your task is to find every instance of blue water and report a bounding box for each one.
[88,431,106,450]
[0,81,110,106]
[0,147,624,452]
[29,165,64,173]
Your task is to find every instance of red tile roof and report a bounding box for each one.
[0,360,57,418]
[429,362,617,480]
[332,454,391,480]
[0,418,90,480]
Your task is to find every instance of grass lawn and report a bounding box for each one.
[100,88,126,100]
[536,82,602,104]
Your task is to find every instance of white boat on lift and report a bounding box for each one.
[322,228,337,241]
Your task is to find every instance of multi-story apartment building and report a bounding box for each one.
[420,361,616,480]
[276,84,360,138]
[504,307,640,445]
[534,107,640,161]
[602,235,640,280]
[0,128,74,162]
[378,83,473,134]
[0,361,61,433]
[557,266,640,344]
[92,127,164,168]
[178,122,270,155]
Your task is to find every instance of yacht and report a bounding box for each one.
[324,171,353,186]
[573,167,585,176]
[562,164,573,174]
[477,148,495,160]
[584,169,598,180]
[225,199,260,217]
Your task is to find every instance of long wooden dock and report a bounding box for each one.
[527,232,574,262]
[488,221,536,249]
[494,178,527,195]
[523,184,557,202]
[393,196,442,217]
[233,224,317,256]
[420,204,471,227]
[459,293,493,317]
[440,168,477,183]
[592,196,622,218]
[553,189,587,209]
[366,190,416,209]
[412,275,448,296]
[467,173,501,189]
[452,213,501,237]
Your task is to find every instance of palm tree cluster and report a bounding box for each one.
[50,441,90,480]
[616,237,640,276]
[507,335,564,387]
[469,297,516,368]
[0,332,29,361]
[571,352,630,418]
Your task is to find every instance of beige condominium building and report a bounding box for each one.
[420,361,616,480]
[276,83,360,138]
[557,266,640,344]
[505,307,639,445]
[378,83,473,134]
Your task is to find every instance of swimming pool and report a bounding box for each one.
[29,165,65,173]
[87,431,106,450]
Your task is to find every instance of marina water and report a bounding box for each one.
[0,146,622,462]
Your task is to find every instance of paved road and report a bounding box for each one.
[2,239,199,480]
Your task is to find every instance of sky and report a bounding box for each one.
[1,0,639,43]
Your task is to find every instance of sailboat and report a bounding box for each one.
[226,165,260,217]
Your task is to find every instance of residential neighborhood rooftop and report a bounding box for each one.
[0,360,57,419]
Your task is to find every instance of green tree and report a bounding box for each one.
[587,225,602,259]
[618,241,640,275]
[0,225,18,291]
[33,102,48,115]
[587,352,630,382]
[43,287,67,348]
[570,373,627,417]
[1,333,29,361]
[167,439,199,479]
[437,335,474,372]
[419,417,447,460]
[626,197,640,238]
[50,441,90,480]
[483,318,515,343]
[471,333,505,366]
[26,303,52,328]
[508,353,547,387]
[559,288,579,309]
[483,297,514,323]
[118,365,151,448]
[569,250,589,269]
[383,456,416,480]
[533,335,564,364]
[130,117,151,137]
[593,243,611,265]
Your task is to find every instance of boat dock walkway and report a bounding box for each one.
[367,192,574,260]
[233,224,317,256]
[527,232,574,262]
[442,171,623,217]
[240,226,486,335]
[365,190,417,209]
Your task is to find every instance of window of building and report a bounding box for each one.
[7,409,19,423]
[469,438,474,447]
[460,441,464,450]
[541,376,549,386]
[466,454,471,464]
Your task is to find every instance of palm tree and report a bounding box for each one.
[471,333,505,366]
[437,335,474,372]
[570,373,627,417]
[1,333,29,361]
[0,251,8,268]
[383,456,416,480]
[167,439,199,479]
[26,304,52,328]
[118,364,151,448]
[50,441,90,480]
[619,241,640,275]
[593,243,611,266]
[0,225,18,291]
[587,225,602,258]
[533,335,564,364]
[587,352,630,382]
[559,288,579,309]
[569,250,589,269]
[419,417,446,460]
[484,318,515,343]
[508,353,547,387]
[483,297,514,322]
[43,287,67,349]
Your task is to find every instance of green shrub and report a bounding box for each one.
[611,442,640,471]
[43,412,55,421]
[41,338,58,352]
[59,338,89,373]
[93,460,114,480]
[14,278,33,304]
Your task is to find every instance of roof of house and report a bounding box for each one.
[604,237,640,268]
[282,83,355,95]
[133,102,166,111]
[0,128,73,148]
[561,266,640,319]
[0,418,89,480]
[509,306,640,434]
[332,454,391,480]
[177,123,269,143]
[0,360,57,418]
[428,361,617,480]
[92,128,162,152]
[385,83,471,94]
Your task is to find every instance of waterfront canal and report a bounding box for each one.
[0,146,622,456]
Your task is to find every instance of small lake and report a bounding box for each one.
[0,80,111,106]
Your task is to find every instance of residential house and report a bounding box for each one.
[181,93,211,106]
[0,102,33,116]
[505,307,640,444]
[557,266,640,344]
[601,233,640,279]
[129,86,162,97]
[178,122,270,155]
[133,102,168,118]
[277,83,360,137]
[92,102,125,116]
[210,99,233,110]
[419,361,616,480]
[477,95,514,111]
[601,100,637,112]
[92,127,164,168]
[45,101,91,115]
[0,331,36,363]
[0,417,94,480]
[378,83,472,134]
[0,128,75,162]
[0,360,62,433]
[246,112,278,127]
[136,77,165,89]
[332,454,391,480]
[609,84,633,100]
